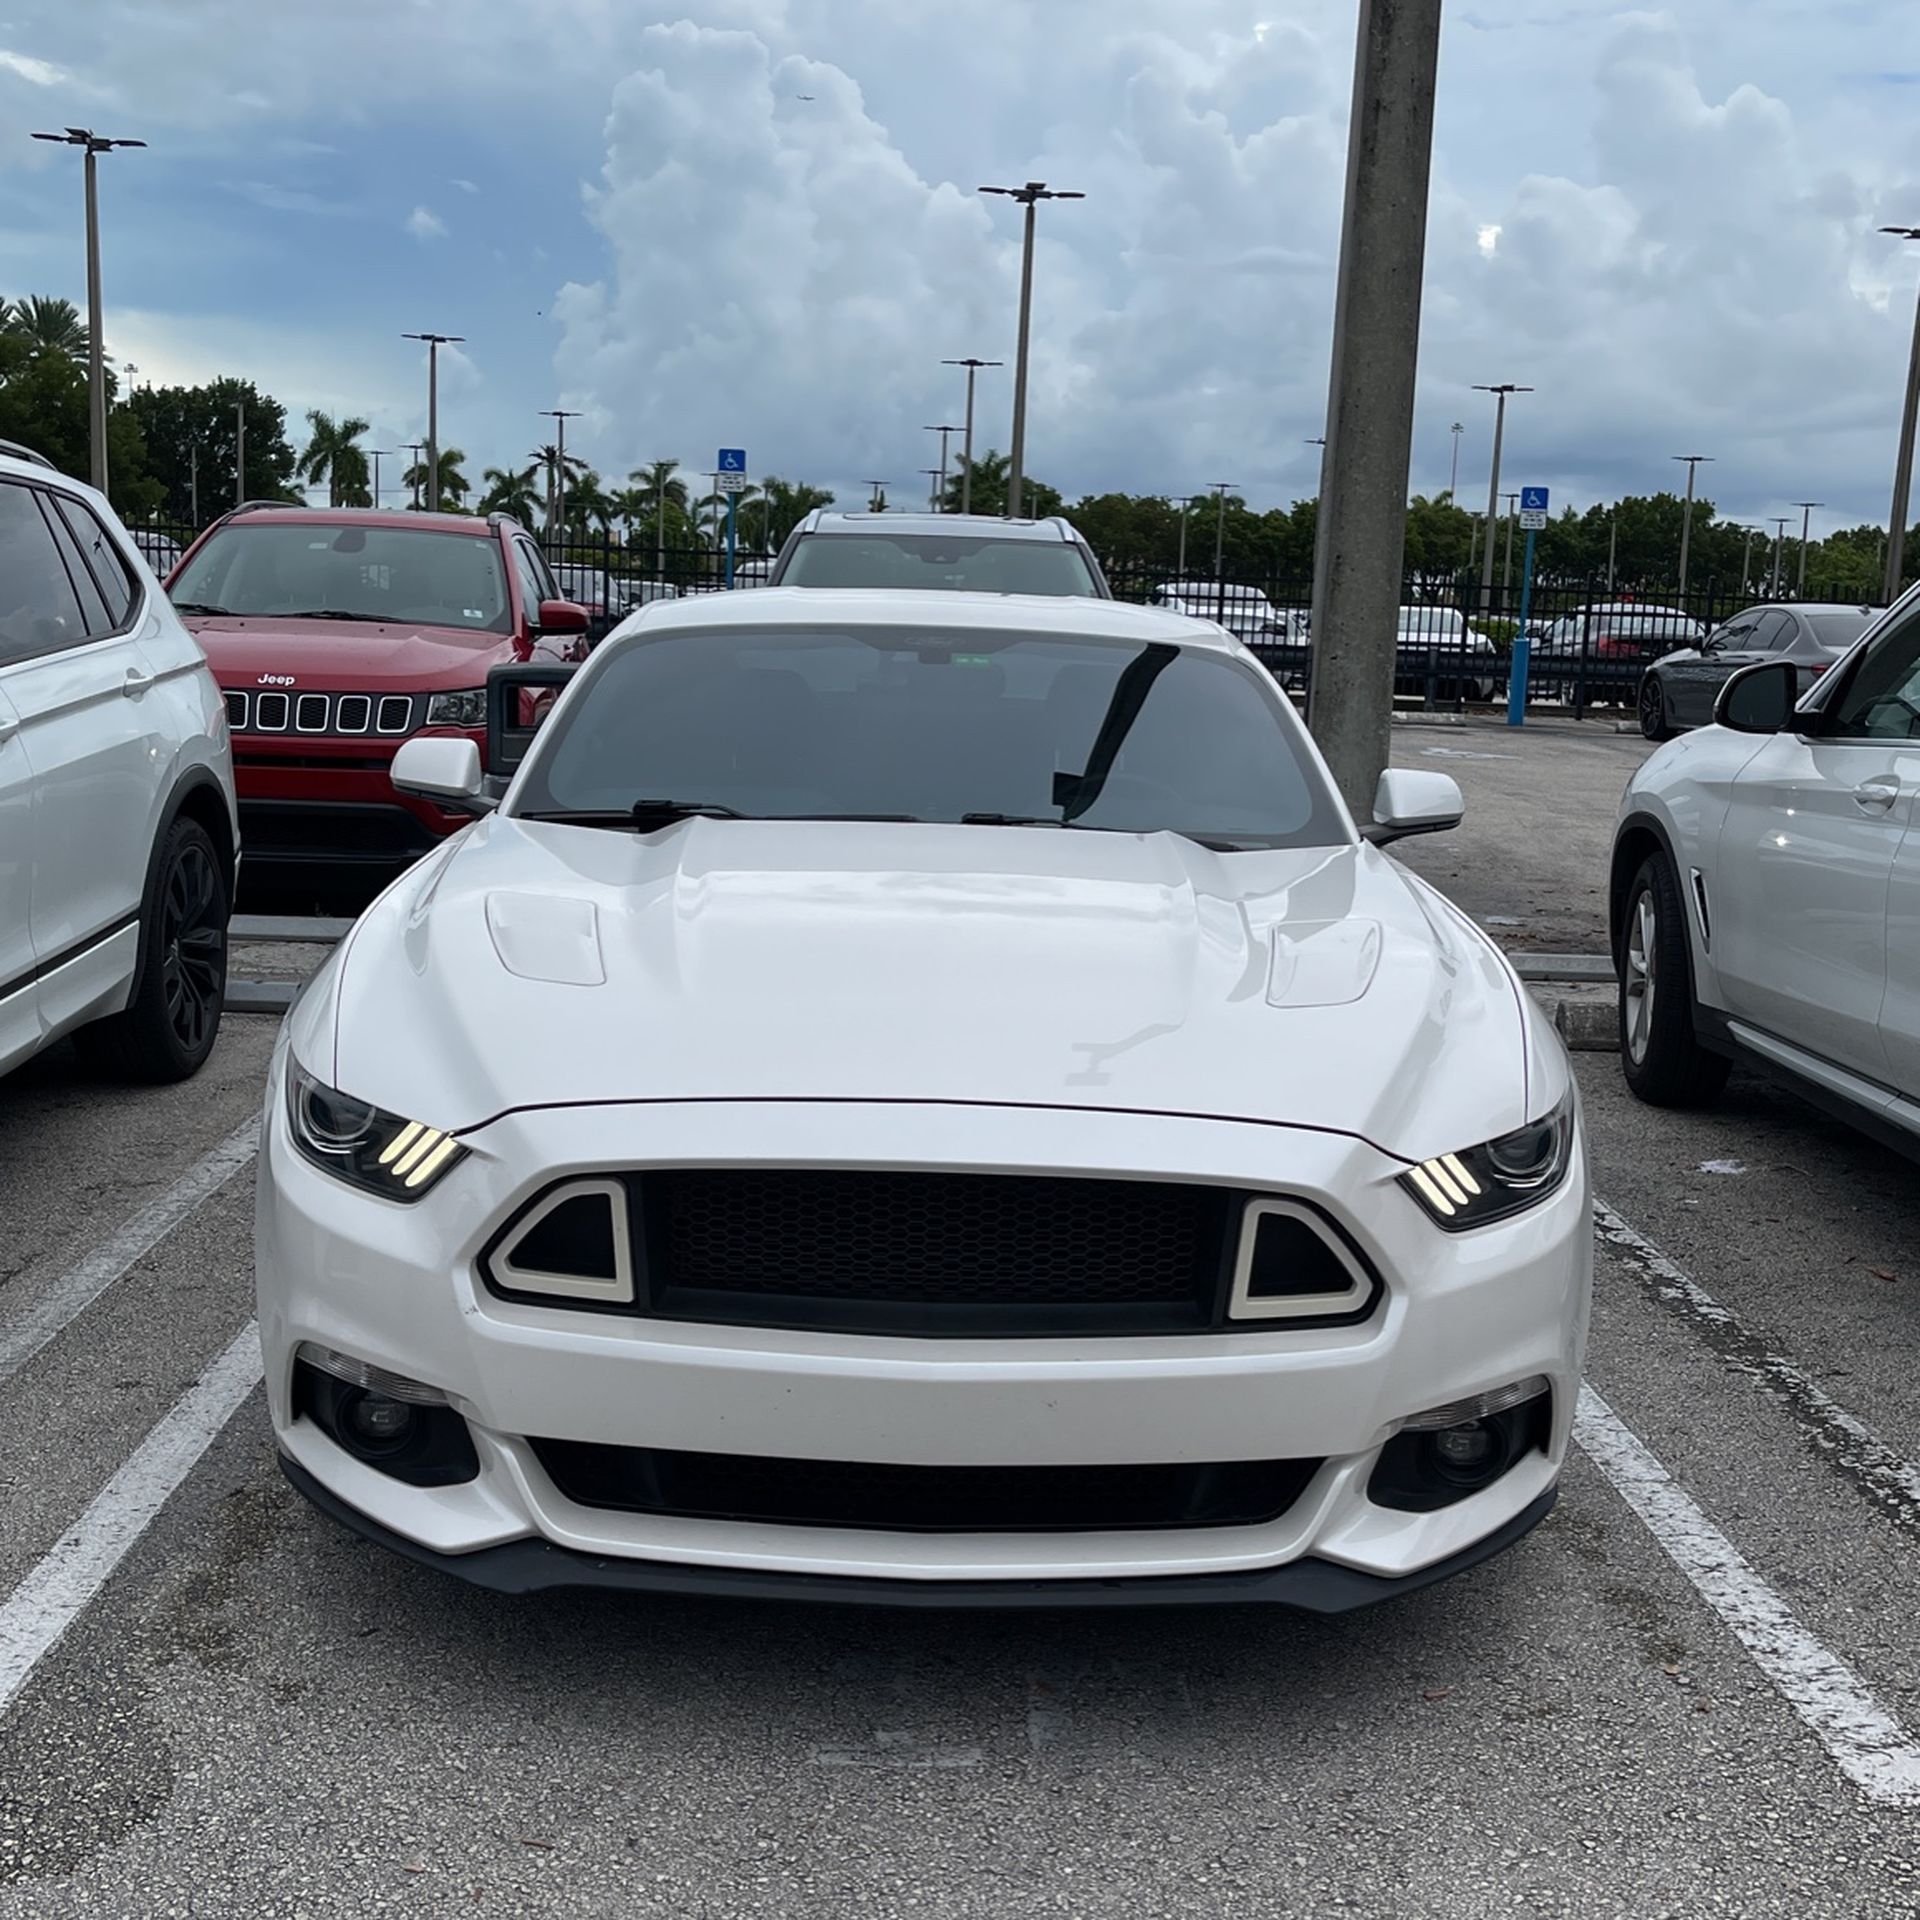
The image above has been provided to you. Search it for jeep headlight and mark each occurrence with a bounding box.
[425,687,487,728]
[287,1062,466,1199]
[1400,1091,1575,1230]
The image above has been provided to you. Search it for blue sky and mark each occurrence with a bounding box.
[2,1,1918,535]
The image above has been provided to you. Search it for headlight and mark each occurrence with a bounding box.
[286,1062,466,1200]
[1400,1091,1575,1230]
[425,687,487,728]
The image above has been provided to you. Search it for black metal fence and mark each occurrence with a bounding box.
[139,512,1873,717]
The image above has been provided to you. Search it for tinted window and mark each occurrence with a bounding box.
[1829,606,1920,740]
[53,496,136,629]
[1805,611,1875,652]
[169,522,512,633]
[782,534,1098,597]
[42,502,114,635]
[0,482,87,663]
[1748,611,1795,653]
[511,540,551,622]
[519,627,1343,848]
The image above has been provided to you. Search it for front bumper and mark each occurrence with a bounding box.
[256,1068,1591,1600]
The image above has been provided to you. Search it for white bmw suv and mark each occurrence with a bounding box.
[1613,580,1920,1145]
[0,444,237,1082]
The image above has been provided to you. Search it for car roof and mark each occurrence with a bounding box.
[1161,579,1271,596]
[1762,601,1878,617]
[213,505,496,537]
[799,511,1080,544]
[623,585,1242,652]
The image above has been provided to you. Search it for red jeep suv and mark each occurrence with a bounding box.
[167,505,586,874]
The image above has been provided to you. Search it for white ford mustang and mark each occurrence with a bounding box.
[1612,582,1920,1147]
[256,588,1590,1608]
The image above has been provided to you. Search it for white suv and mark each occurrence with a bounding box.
[0,445,237,1081]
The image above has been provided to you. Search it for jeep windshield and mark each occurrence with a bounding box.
[514,625,1346,849]
[778,534,1100,597]
[169,523,513,634]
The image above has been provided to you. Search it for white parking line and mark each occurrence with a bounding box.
[1576,1384,1920,1809]
[0,1119,258,1388]
[0,1321,262,1719]
[1595,1198,1920,1535]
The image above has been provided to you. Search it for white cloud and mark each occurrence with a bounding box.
[0,48,63,85]
[449,177,479,194]
[405,205,447,241]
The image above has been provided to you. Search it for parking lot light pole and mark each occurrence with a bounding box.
[32,128,146,495]
[1502,491,1519,592]
[1473,384,1531,610]
[978,183,1084,518]
[1879,228,1920,604]
[1672,454,1713,597]
[402,332,463,511]
[539,408,581,539]
[924,425,962,512]
[365,449,392,510]
[941,358,1001,515]
[921,467,944,510]
[1791,501,1823,596]
[1448,420,1464,499]
[1171,496,1196,576]
[1740,525,1760,595]
[1210,482,1237,582]
[865,480,890,511]
[1769,516,1790,597]
[235,398,246,507]
[404,442,426,510]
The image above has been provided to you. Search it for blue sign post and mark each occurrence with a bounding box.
[1506,486,1549,727]
[717,449,747,589]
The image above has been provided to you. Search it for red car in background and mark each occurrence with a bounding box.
[167,505,587,876]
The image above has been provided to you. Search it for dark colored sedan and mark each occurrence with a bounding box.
[1636,602,1880,738]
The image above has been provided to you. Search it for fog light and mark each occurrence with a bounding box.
[1432,1420,1495,1471]
[345,1392,416,1449]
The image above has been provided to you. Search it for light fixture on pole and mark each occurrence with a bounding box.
[404,442,426,511]
[1171,495,1196,576]
[1305,436,1328,502]
[1880,227,1920,604]
[865,479,890,511]
[1670,454,1713,597]
[978,182,1085,518]
[924,424,962,513]
[1210,481,1238,581]
[401,331,464,511]
[1472,384,1531,606]
[539,408,582,540]
[31,127,147,495]
[365,449,393,511]
[941,358,1002,515]
[1448,420,1464,500]
[1769,516,1791,597]
[921,467,944,512]
[1790,500,1823,597]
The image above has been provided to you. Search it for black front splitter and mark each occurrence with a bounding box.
[280,1453,1555,1613]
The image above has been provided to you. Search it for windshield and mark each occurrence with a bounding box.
[780,534,1099,597]
[1806,612,1875,651]
[169,522,512,633]
[516,626,1345,848]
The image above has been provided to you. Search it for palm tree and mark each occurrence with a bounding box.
[5,295,89,363]
[531,442,589,536]
[564,469,614,536]
[631,458,690,570]
[297,411,371,508]
[402,447,470,510]
[479,463,541,526]
[760,478,836,549]
[610,486,652,543]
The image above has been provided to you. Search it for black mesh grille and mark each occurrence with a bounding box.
[529,1439,1322,1533]
[637,1168,1230,1332]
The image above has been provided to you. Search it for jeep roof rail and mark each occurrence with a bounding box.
[0,438,57,471]
[229,498,303,515]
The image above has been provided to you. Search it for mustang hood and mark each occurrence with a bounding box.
[316,817,1537,1162]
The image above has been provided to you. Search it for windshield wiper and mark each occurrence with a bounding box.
[959,812,1074,828]
[960,812,1247,853]
[281,608,378,621]
[630,798,746,831]
[170,600,236,617]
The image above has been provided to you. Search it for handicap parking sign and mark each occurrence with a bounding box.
[1520,485,1549,512]
[717,448,747,474]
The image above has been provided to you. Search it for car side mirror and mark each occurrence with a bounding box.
[537,598,590,635]
[1365,768,1464,845]
[486,660,578,780]
[391,735,491,815]
[1715,659,1796,733]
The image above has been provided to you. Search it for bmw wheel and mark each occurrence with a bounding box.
[74,816,230,1083]
[1637,674,1674,741]
[1618,853,1728,1108]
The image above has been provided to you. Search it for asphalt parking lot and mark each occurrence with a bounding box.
[4,969,1920,1914]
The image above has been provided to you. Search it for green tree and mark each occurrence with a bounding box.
[126,378,299,523]
[296,410,371,508]
[0,332,160,517]
[939,450,1061,519]
[4,294,89,363]
[403,447,470,509]
[758,477,834,547]
[628,458,689,514]
[479,463,541,526]
[563,468,614,535]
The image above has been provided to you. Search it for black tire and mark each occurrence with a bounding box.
[73,816,230,1083]
[1637,674,1674,741]
[1617,852,1729,1108]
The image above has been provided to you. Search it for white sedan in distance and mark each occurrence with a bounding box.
[257,588,1590,1609]
[1612,584,1920,1145]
